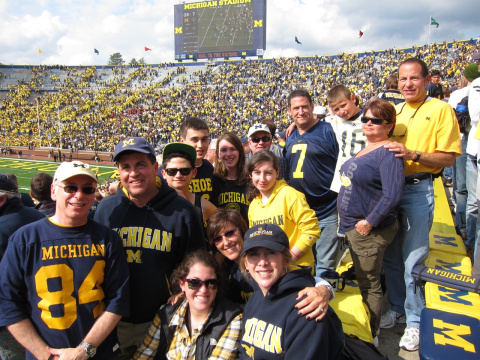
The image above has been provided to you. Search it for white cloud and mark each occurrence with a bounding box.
[0,0,479,65]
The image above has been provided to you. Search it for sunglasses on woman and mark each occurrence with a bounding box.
[360,116,390,125]
[183,278,219,290]
[164,168,192,176]
[56,184,97,194]
[251,136,272,143]
[210,228,238,244]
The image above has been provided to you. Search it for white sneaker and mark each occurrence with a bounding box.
[380,309,406,329]
[373,336,379,348]
[399,326,419,351]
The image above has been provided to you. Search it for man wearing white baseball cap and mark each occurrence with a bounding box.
[247,123,289,181]
[0,161,130,360]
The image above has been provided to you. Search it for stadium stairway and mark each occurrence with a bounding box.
[332,178,480,359]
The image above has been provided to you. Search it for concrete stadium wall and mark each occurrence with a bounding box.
[1,146,113,163]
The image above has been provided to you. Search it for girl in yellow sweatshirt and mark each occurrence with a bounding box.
[247,150,320,269]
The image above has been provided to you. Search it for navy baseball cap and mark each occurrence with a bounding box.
[241,224,289,256]
[0,173,18,193]
[114,137,155,162]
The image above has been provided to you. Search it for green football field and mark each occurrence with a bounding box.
[0,157,118,193]
[197,4,253,50]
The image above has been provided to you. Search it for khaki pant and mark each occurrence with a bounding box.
[116,320,151,360]
[346,220,398,336]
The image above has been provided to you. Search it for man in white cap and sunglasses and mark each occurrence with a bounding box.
[247,123,289,181]
[0,161,130,360]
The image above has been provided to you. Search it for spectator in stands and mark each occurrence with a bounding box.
[313,105,328,120]
[206,139,217,165]
[0,162,129,360]
[382,58,461,351]
[0,173,50,359]
[426,69,444,99]
[163,117,215,201]
[212,132,249,223]
[161,143,216,246]
[377,74,405,105]
[468,51,480,261]
[448,63,480,246]
[246,123,289,181]
[337,99,403,341]
[5,173,35,208]
[132,249,242,360]
[94,137,204,360]
[30,172,56,217]
[284,89,339,275]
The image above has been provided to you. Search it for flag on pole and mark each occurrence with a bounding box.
[430,17,439,28]
[94,48,99,55]
[295,36,302,45]
[38,49,43,54]
[145,47,152,51]
[359,30,364,38]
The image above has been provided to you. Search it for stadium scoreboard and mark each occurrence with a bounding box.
[174,0,266,61]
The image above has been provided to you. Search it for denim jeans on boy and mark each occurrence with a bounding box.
[383,177,434,328]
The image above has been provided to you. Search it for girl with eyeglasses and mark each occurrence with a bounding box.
[337,99,404,339]
[133,249,242,360]
[246,150,320,269]
[212,132,249,223]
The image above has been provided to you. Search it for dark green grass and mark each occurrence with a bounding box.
[0,157,118,194]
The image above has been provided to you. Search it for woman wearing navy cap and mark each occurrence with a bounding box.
[237,224,344,360]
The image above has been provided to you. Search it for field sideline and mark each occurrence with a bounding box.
[0,157,117,193]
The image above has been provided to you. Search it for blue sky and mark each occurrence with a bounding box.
[0,0,479,65]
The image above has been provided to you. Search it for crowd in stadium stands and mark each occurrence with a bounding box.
[0,39,478,152]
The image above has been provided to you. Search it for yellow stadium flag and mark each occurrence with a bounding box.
[38,49,43,54]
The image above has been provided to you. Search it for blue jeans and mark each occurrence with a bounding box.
[383,178,434,328]
[444,166,453,178]
[454,136,468,233]
[0,326,25,360]
[314,209,340,276]
[466,155,478,247]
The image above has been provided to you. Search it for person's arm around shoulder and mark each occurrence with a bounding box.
[209,312,243,360]
[384,142,456,168]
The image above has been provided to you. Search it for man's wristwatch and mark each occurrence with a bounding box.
[413,151,421,162]
[80,341,96,357]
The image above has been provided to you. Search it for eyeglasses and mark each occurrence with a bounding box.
[360,116,389,125]
[164,168,192,176]
[251,136,272,143]
[56,184,96,194]
[183,278,219,290]
[210,228,238,244]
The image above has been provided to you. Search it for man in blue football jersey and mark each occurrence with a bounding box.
[0,161,129,360]
[284,89,340,275]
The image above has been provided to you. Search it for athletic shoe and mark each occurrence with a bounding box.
[373,336,379,348]
[399,326,419,351]
[380,309,406,328]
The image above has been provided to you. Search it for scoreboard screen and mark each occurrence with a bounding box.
[174,0,266,60]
